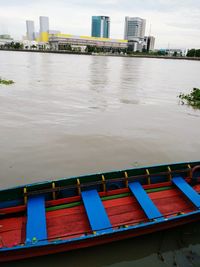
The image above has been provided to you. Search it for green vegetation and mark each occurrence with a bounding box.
[58,44,72,51]
[187,49,200,57]
[179,88,200,108]
[0,42,23,50]
[0,78,14,85]
[86,45,128,54]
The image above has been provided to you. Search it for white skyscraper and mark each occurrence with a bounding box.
[26,20,35,41]
[124,17,146,40]
[145,36,155,51]
[39,16,49,33]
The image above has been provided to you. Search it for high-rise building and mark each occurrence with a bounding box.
[144,36,155,51]
[39,16,49,33]
[26,20,35,41]
[124,17,146,41]
[91,16,110,38]
[39,16,49,42]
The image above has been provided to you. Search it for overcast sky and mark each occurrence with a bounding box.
[0,0,200,49]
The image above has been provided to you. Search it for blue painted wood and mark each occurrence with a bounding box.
[81,189,112,233]
[26,195,47,242]
[129,182,163,221]
[172,176,200,209]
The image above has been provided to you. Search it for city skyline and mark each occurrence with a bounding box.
[0,0,200,49]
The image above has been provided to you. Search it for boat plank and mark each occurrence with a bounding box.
[26,196,47,242]
[81,190,112,233]
[129,182,163,221]
[172,177,200,209]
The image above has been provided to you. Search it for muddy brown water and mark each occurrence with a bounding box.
[0,51,200,266]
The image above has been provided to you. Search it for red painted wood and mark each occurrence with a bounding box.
[1,183,200,261]
[46,205,91,240]
[0,180,175,215]
[1,211,200,263]
[0,216,26,248]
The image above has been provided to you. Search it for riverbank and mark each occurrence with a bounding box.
[0,48,92,56]
[0,48,200,61]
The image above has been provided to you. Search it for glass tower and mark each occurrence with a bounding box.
[39,16,49,42]
[26,20,35,41]
[124,17,146,40]
[39,16,49,33]
[91,16,110,38]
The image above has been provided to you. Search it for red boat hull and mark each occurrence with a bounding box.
[1,212,199,263]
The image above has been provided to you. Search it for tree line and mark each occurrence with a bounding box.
[0,42,23,49]
[186,49,200,57]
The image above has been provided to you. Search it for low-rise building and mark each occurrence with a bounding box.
[0,34,13,45]
[22,40,38,49]
[166,49,183,56]
[49,33,128,51]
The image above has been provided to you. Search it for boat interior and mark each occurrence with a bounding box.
[0,163,200,250]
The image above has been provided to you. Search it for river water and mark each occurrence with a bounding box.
[0,51,200,266]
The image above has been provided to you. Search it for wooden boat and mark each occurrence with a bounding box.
[1,161,200,262]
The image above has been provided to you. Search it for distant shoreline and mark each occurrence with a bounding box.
[0,48,200,61]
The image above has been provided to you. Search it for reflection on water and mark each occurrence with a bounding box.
[119,57,142,105]
[88,56,110,110]
[0,51,200,266]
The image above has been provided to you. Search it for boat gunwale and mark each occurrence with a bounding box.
[0,160,198,193]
